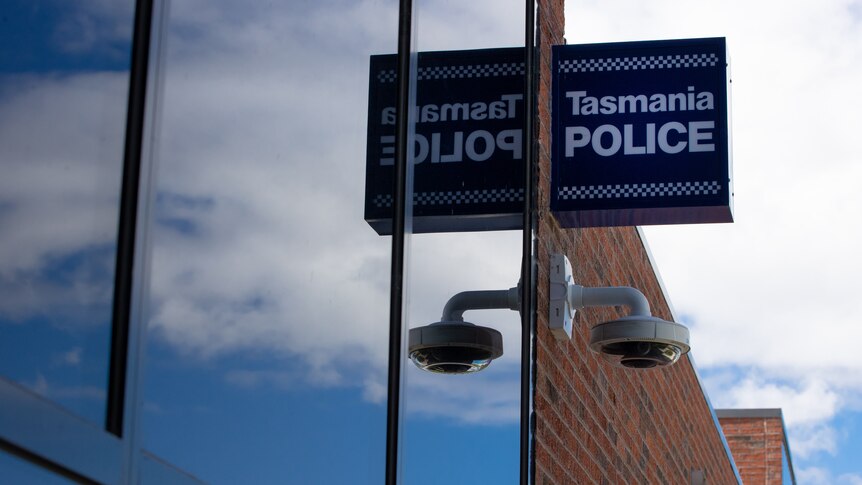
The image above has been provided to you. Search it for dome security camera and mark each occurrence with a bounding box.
[549,253,690,369]
[589,316,690,369]
[408,321,503,374]
[408,287,519,375]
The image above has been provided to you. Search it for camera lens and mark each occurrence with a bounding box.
[409,347,495,374]
[600,341,682,368]
[408,321,503,374]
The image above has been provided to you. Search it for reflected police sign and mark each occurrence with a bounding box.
[365,48,525,235]
[552,38,733,227]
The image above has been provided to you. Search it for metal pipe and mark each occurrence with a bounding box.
[568,285,651,317]
[441,287,520,322]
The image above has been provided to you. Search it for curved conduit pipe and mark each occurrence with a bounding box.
[441,287,521,322]
[567,285,651,317]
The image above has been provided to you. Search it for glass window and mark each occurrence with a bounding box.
[0,0,135,425]
[1,0,533,482]
[0,450,74,484]
[400,0,527,483]
[140,1,398,482]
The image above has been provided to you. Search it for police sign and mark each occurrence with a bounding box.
[365,48,525,235]
[551,38,733,227]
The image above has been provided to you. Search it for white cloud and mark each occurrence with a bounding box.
[791,424,838,459]
[60,347,83,366]
[706,370,843,458]
[30,374,49,396]
[24,373,105,402]
[797,467,862,485]
[0,73,126,275]
[51,0,134,56]
[797,466,832,485]
[839,473,862,485]
[0,72,127,327]
[362,375,388,404]
[715,375,839,427]
[403,356,522,425]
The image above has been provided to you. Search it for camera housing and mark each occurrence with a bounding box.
[589,316,690,369]
[408,321,503,374]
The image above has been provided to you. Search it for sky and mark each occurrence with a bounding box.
[1,0,861,483]
[0,0,134,426]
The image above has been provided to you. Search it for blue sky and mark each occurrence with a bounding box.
[2,0,862,484]
[0,0,134,426]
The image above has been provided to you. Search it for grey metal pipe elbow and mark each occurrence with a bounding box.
[442,287,520,322]
[569,285,651,317]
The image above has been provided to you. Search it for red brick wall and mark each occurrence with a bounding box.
[718,417,785,484]
[533,1,739,483]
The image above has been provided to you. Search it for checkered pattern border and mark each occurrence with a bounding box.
[377,62,524,83]
[557,181,720,200]
[373,188,524,208]
[558,53,718,73]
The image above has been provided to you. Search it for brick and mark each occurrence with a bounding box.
[718,417,786,483]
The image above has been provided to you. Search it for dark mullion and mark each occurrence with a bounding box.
[520,1,538,484]
[385,0,415,483]
[105,0,155,437]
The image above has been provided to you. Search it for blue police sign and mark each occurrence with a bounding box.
[365,48,525,235]
[551,38,733,227]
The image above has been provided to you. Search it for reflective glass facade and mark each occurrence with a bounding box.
[0,0,136,426]
[399,2,527,483]
[0,0,534,483]
[140,1,399,481]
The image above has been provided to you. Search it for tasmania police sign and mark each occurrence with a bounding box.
[551,38,733,227]
[365,48,525,235]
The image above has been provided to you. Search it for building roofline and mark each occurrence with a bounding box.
[635,227,743,485]
[714,408,783,419]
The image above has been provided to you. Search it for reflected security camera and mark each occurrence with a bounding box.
[408,321,503,374]
[549,253,690,369]
[408,287,518,375]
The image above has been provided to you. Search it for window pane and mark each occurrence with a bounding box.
[141,1,397,482]
[0,0,135,425]
[0,450,75,484]
[401,1,527,483]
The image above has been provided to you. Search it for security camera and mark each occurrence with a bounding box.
[408,321,504,374]
[408,287,519,375]
[589,316,690,369]
[549,253,690,369]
